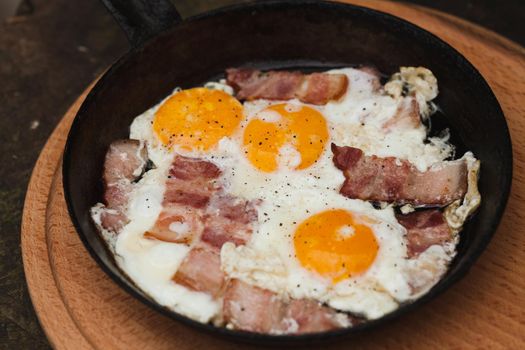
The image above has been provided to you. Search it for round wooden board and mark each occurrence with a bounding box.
[21,1,525,349]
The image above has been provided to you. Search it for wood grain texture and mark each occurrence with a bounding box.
[21,1,525,349]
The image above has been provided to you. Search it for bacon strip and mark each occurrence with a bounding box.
[169,155,221,180]
[396,210,452,258]
[146,155,222,243]
[163,155,221,208]
[144,205,203,243]
[223,279,351,334]
[172,245,226,297]
[201,195,258,248]
[382,96,421,131]
[226,68,348,105]
[103,139,148,184]
[284,299,351,334]
[100,140,147,232]
[332,144,468,206]
[223,279,285,333]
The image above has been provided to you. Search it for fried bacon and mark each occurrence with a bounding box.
[99,140,147,232]
[382,96,421,131]
[201,195,258,248]
[284,299,352,334]
[331,144,468,206]
[146,156,222,243]
[103,139,148,184]
[396,209,452,258]
[226,68,348,105]
[172,244,226,297]
[144,205,204,243]
[169,155,221,180]
[163,155,221,209]
[223,279,351,334]
[222,279,285,333]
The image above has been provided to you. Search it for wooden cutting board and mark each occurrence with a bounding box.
[21,1,525,348]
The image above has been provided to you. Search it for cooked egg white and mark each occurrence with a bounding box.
[96,67,465,324]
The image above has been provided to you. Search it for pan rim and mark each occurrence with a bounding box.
[62,0,513,344]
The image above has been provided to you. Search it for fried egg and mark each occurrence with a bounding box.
[100,67,463,324]
[153,88,243,151]
[243,103,329,172]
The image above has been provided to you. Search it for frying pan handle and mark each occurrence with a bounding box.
[100,0,182,47]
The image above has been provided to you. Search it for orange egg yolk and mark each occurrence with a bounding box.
[294,209,379,283]
[243,104,328,172]
[153,88,243,150]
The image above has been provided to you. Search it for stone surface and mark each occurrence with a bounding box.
[0,0,523,348]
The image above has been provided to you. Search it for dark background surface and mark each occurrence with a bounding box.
[0,0,522,348]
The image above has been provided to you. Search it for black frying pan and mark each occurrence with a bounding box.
[62,0,512,346]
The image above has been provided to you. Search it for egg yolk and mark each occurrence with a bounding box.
[153,88,243,150]
[294,209,379,283]
[243,104,328,172]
